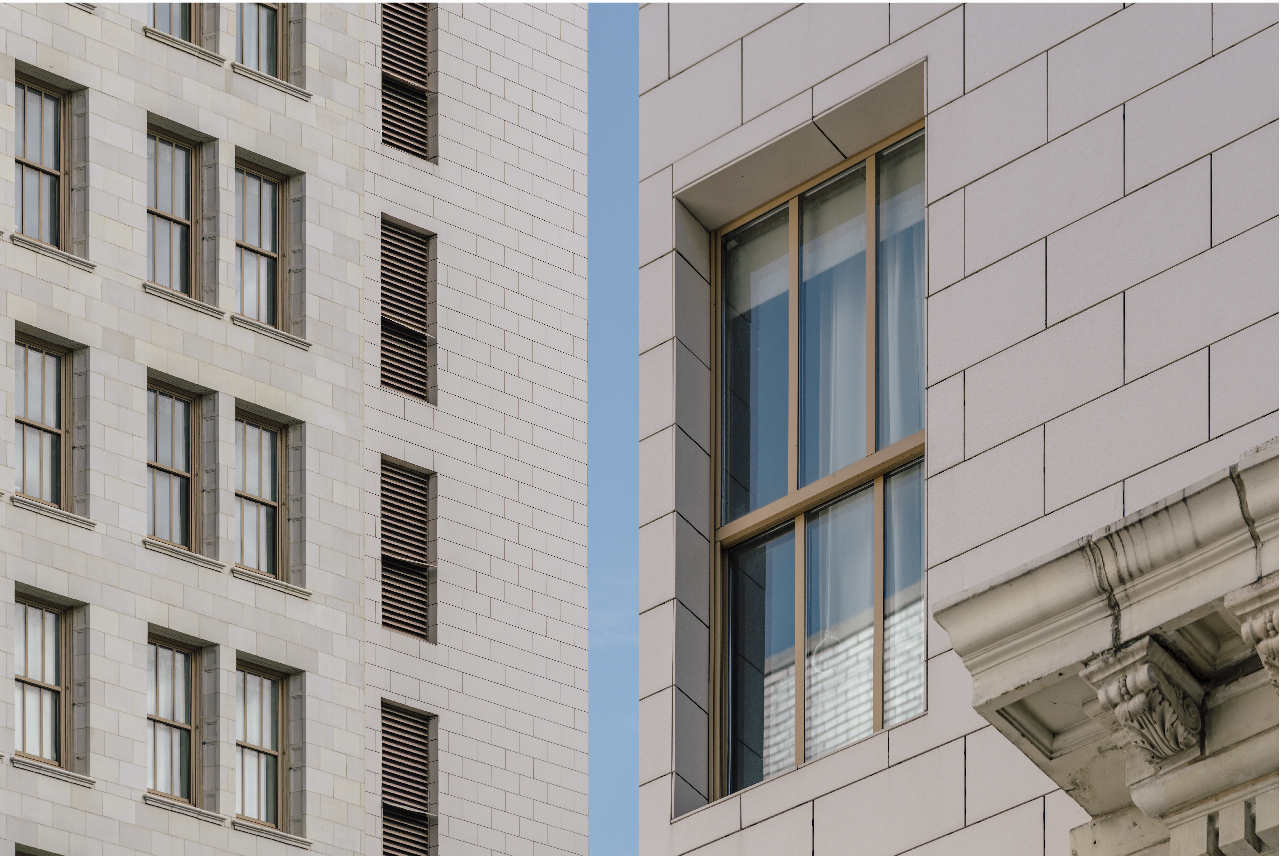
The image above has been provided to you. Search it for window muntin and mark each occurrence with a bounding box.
[14,339,66,507]
[235,415,281,576]
[14,600,64,765]
[236,3,282,78]
[148,3,193,41]
[148,386,194,548]
[14,80,62,247]
[147,132,194,295]
[235,666,281,826]
[147,639,195,800]
[235,165,281,326]
[716,126,926,797]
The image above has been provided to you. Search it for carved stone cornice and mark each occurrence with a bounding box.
[1225,573,1279,690]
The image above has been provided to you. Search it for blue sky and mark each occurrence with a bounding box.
[587,5,640,855]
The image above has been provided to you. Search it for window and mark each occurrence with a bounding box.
[381,703,434,856]
[147,3,197,42]
[236,3,284,78]
[14,79,65,248]
[715,127,925,796]
[235,164,282,327]
[147,638,196,800]
[14,598,67,766]
[380,461,433,640]
[148,384,196,548]
[14,337,69,508]
[235,414,282,577]
[381,3,431,159]
[380,221,433,400]
[147,131,196,295]
[236,665,282,826]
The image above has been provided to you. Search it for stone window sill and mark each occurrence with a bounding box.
[143,26,225,66]
[68,2,95,12]
[231,566,312,600]
[10,233,95,272]
[231,818,312,848]
[231,62,312,101]
[142,282,226,318]
[232,314,313,350]
[11,494,97,530]
[11,754,95,788]
[144,792,227,825]
[143,537,227,572]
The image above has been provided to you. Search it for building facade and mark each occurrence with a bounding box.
[0,4,586,856]
[638,4,1277,856]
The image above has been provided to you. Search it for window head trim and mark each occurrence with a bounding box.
[13,595,71,769]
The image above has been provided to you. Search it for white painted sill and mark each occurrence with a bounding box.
[10,233,95,272]
[231,566,312,600]
[143,537,227,572]
[11,494,97,530]
[230,62,312,101]
[230,818,312,848]
[144,792,227,824]
[231,314,313,350]
[142,282,226,319]
[143,26,225,66]
[11,754,95,787]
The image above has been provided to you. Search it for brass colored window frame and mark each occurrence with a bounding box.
[236,2,287,80]
[234,411,287,579]
[13,595,71,769]
[14,334,72,511]
[146,635,201,802]
[148,3,201,44]
[709,120,927,801]
[146,128,201,296]
[235,661,287,829]
[234,161,286,329]
[14,77,70,251]
[147,381,200,551]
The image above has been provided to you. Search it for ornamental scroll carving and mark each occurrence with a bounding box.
[1239,607,1278,689]
[1096,661,1202,764]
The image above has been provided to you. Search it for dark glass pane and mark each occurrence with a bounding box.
[884,461,925,728]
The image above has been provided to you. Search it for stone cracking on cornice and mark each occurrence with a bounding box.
[1086,538,1123,651]
[1229,463,1263,574]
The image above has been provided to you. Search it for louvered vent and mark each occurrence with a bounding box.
[381,460,433,641]
[381,3,430,159]
[382,558,432,638]
[380,221,431,399]
[382,703,432,856]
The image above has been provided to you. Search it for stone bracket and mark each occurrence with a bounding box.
[1225,574,1279,691]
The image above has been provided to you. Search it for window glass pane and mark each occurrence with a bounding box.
[177,4,191,41]
[243,248,260,319]
[805,484,874,760]
[147,214,156,283]
[15,85,25,160]
[25,89,40,169]
[884,461,925,728]
[244,498,259,569]
[235,169,245,242]
[175,221,189,295]
[12,424,21,495]
[13,684,21,755]
[23,425,38,498]
[158,644,174,720]
[15,605,26,680]
[41,430,57,504]
[176,726,190,798]
[264,676,277,750]
[158,392,173,468]
[800,164,867,487]
[147,135,157,209]
[155,2,170,33]
[22,165,38,241]
[158,139,173,215]
[147,720,155,789]
[262,178,277,252]
[243,4,259,70]
[262,752,278,822]
[236,669,246,742]
[236,419,245,491]
[175,143,190,220]
[43,688,58,760]
[147,389,158,464]
[43,609,58,685]
[262,503,276,575]
[246,673,262,746]
[721,208,789,524]
[148,642,157,716]
[25,604,41,680]
[44,352,59,429]
[15,344,26,420]
[156,470,171,542]
[175,473,189,547]
[262,5,278,77]
[263,426,277,500]
[246,172,261,248]
[175,650,190,724]
[175,396,190,472]
[22,684,37,754]
[157,720,171,792]
[876,133,926,449]
[246,423,260,495]
[260,253,276,325]
[43,93,59,171]
[40,171,58,246]
[728,525,795,793]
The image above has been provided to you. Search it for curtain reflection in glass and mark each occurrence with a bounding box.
[728,526,795,792]
[800,165,867,487]
[883,462,925,728]
[722,208,790,523]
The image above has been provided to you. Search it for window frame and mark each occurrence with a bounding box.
[236,2,287,80]
[234,660,287,828]
[146,127,201,297]
[14,76,70,251]
[709,120,927,799]
[146,380,200,551]
[13,595,71,769]
[233,160,287,329]
[13,334,72,510]
[147,3,201,44]
[234,410,287,578]
[146,635,201,802]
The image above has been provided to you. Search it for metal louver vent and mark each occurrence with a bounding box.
[380,461,430,565]
[382,558,431,639]
[381,3,430,159]
[380,221,431,399]
[382,79,430,160]
[382,703,432,856]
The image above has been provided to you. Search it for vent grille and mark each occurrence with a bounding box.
[380,462,430,565]
[382,78,430,160]
[382,703,432,856]
[381,3,428,87]
[382,558,432,640]
[380,221,431,400]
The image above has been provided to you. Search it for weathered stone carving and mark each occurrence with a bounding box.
[1096,660,1202,764]
[1225,574,1280,692]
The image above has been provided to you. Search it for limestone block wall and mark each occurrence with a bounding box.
[638,4,1278,855]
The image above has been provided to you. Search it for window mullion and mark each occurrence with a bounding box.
[865,153,878,459]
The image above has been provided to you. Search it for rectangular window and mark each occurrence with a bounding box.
[14,79,64,248]
[14,599,67,766]
[380,461,433,640]
[147,3,195,42]
[236,665,282,826]
[147,385,195,548]
[236,3,283,78]
[14,337,68,508]
[381,702,434,856]
[380,221,432,400]
[147,131,195,295]
[381,3,430,159]
[147,638,196,800]
[235,414,282,577]
[234,164,282,327]
[716,127,925,797]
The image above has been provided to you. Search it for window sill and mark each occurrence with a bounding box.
[143,537,227,572]
[231,566,312,600]
[143,26,225,66]
[231,314,313,350]
[10,233,95,272]
[231,62,312,101]
[68,2,95,12]
[231,818,312,848]
[142,282,227,319]
[11,494,98,530]
[11,754,95,788]
[144,792,227,824]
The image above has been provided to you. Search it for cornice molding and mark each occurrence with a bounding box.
[1224,572,1279,690]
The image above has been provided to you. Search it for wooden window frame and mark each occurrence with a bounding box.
[146,635,201,802]
[234,410,287,579]
[236,2,287,80]
[14,77,70,251]
[147,3,201,44]
[709,121,927,800]
[13,595,71,769]
[235,661,287,829]
[146,128,201,297]
[147,381,200,551]
[234,161,287,329]
[14,334,72,511]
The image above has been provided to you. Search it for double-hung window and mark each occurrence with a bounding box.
[147,385,195,548]
[236,3,284,79]
[235,164,282,327]
[235,414,282,577]
[14,337,68,508]
[147,4,197,42]
[147,638,196,800]
[715,127,926,796]
[380,3,431,159]
[147,131,195,295]
[236,665,282,826]
[14,598,67,765]
[14,79,65,248]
